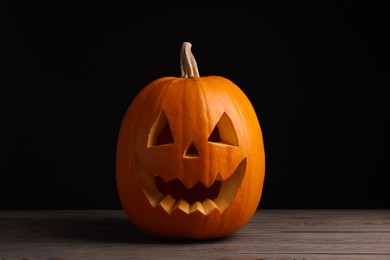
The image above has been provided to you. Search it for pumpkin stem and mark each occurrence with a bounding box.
[180,42,200,78]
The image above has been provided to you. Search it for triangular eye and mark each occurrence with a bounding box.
[147,112,174,147]
[208,112,239,146]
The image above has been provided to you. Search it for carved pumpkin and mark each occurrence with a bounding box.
[116,42,265,240]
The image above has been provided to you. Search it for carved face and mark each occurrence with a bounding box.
[116,76,265,240]
[136,110,247,215]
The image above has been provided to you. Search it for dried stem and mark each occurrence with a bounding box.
[180,42,200,78]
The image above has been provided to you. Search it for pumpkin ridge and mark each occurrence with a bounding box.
[196,78,216,186]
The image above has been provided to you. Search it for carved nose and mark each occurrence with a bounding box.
[184,142,200,158]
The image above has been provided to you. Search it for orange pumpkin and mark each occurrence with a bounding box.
[116,42,265,240]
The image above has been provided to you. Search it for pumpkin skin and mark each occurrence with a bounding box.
[116,43,265,240]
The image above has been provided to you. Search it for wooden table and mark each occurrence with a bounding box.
[1,209,390,259]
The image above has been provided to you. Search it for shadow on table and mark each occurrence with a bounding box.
[4,211,236,244]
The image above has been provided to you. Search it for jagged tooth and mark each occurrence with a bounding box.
[203,199,220,214]
[199,179,212,189]
[181,178,198,189]
[159,175,176,183]
[135,155,164,207]
[159,194,176,214]
[190,201,206,215]
[214,158,246,212]
[173,199,190,214]
[146,193,164,208]
[199,172,223,188]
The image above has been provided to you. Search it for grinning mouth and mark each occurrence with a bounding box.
[135,155,246,215]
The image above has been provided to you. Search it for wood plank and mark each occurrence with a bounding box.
[1,210,390,259]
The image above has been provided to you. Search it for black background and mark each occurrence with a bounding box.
[1,1,389,210]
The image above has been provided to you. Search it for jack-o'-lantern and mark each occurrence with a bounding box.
[116,42,265,240]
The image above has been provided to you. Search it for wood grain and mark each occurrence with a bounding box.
[1,210,390,259]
